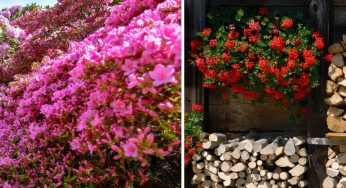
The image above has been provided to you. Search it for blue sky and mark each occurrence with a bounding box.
[0,0,57,9]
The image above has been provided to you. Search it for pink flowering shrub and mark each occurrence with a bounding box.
[0,0,181,187]
[0,0,116,83]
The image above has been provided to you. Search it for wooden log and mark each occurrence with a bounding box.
[203,140,220,150]
[297,148,307,157]
[331,162,340,170]
[298,157,308,166]
[201,180,211,188]
[238,171,246,178]
[210,182,223,188]
[325,93,344,106]
[326,167,339,177]
[288,177,299,185]
[248,161,257,169]
[258,181,271,188]
[220,161,232,172]
[327,107,345,117]
[260,137,281,155]
[323,177,337,188]
[245,183,256,188]
[339,165,346,176]
[273,168,282,180]
[218,171,232,181]
[206,162,218,174]
[206,154,216,161]
[193,164,203,174]
[284,138,297,156]
[332,53,345,67]
[328,43,344,54]
[192,154,203,162]
[337,152,346,164]
[256,160,263,166]
[327,115,346,133]
[339,177,346,187]
[279,172,289,180]
[293,137,305,146]
[275,146,284,157]
[192,173,206,184]
[223,179,233,187]
[253,139,269,153]
[326,80,338,96]
[238,139,254,153]
[231,148,241,160]
[196,162,205,170]
[329,64,344,81]
[209,133,227,143]
[326,158,337,167]
[241,150,250,162]
[260,154,268,161]
[215,141,239,156]
[221,151,232,161]
[235,178,246,186]
[231,162,246,172]
[210,173,221,183]
[328,147,337,159]
[275,156,295,168]
[289,164,307,177]
[230,172,238,180]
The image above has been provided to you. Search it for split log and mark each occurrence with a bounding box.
[332,53,345,68]
[275,146,284,157]
[289,154,299,163]
[289,164,307,177]
[325,92,344,106]
[260,137,281,155]
[298,158,308,166]
[327,107,345,117]
[339,177,346,187]
[241,150,250,162]
[337,152,346,164]
[210,173,221,182]
[231,162,246,172]
[288,177,299,185]
[218,171,232,181]
[326,167,339,177]
[328,64,343,81]
[329,43,344,54]
[192,173,206,184]
[329,147,337,159]
[327,116,346,133]
[326,80,338,96]
[331,162,340,170]
[231,148,241,160]
[221,151,232,161]
[323,177,337,188]
[200,180,211,188]
[203,140,219,150]
[279,172,289,180]
[253,139,269,153]
[209,133,227,143]
[275,156,295,168]
[220,161,232,172]
[297,180,308,188]
[238,139,253,153]
[339,166,346,176]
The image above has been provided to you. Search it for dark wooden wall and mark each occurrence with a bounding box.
[184,0,344,187]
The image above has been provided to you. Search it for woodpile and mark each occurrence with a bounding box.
[323,146,346,188]
[191,133,308,187]
[325,36,346,133]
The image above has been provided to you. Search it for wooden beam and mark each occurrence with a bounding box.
[208,0,310,7]
[326,133,346,141]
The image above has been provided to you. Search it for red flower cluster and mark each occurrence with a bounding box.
[282,18,294,29]
[191,8,324,107]
[192,104,203,112]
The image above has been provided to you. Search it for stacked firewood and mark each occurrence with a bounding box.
[323,146,346,188]
[325,36,346,133]
[191,133,308,188]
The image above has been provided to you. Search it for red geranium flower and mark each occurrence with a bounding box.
[294,38,300,46]
[209,39,217,47]
[248,20,260,31]
[222,53,231,62]
[281,18,293,29]
[228,31,239,39]
[202,28,212,37]
[314,37,324,50]
[192,104,203,112]
[288,48,299,60]
[269,36,285,52]
[225,40,235,49]
[245,61,254,70]
[324,53,333,62]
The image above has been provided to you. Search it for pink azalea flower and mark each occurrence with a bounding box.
[70,138,80,151]
[123,141,138,158]
[149,64,176,86]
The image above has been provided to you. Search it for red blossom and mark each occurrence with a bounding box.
[248,52,256,60]
[294,38,300,46]
[245,61,254,70]
[288,48,299,60]
[202,28,212,37]
[281,18,293,29]
[248,20,260,31]
[243,28,252,36]
[314,37,324,50]
[209,39,217,47]
[269,36,285,52]
[228,31,240,39]
[222,53,231,62]
[324,53,333,62]
[312,32,321,39]
[225,40,235,49]
[190,39,200,52]
[192,104,203,112]
[249,36,259,43]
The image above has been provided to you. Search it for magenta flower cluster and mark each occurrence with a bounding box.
[0,0,181,187]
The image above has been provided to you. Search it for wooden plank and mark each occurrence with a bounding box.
[326,133,346,141]
[307,137,346,145]
[334,7,346,26]
[308,0,331,187]
[208,0,310,7]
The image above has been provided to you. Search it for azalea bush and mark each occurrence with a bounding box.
[0,0,181,187]
[184,104,203,166]
[190,8,324,107]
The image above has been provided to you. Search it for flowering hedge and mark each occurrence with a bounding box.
[184,104,203,166]
[0,0,181,187]
[190,8,324,106]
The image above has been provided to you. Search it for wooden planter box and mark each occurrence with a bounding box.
[184,0,346,187]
